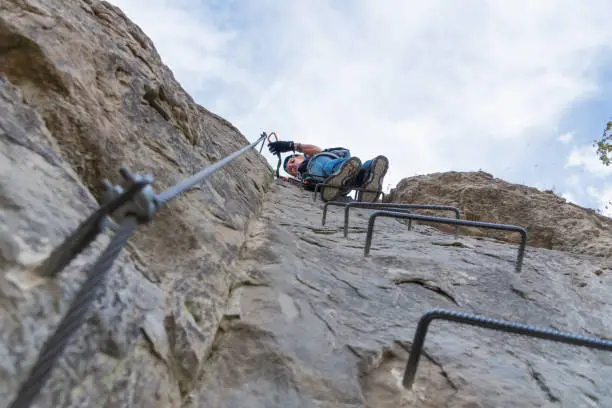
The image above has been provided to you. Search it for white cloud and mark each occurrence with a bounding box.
[108,0,612,195]
[565,144,612,177]
[585,185,612,216]
[562,192,579,204]
[559,132,574,144]
[566,174,582,188]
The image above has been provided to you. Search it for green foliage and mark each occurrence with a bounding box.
[594,121,612,166]
[593,123,612,216]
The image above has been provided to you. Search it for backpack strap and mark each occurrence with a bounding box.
[322,147,351,158]
[299,147,351,190]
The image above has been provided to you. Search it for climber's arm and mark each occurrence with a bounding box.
[295,143,323,156]
[268,140,323,156]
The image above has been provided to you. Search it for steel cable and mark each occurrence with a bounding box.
[8,218,139,408]
[7,132,612,405]
[8,134,267,408]
[35,180,150,278]
[155,134,266,204]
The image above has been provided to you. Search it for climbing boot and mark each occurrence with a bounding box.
[321,157,362,202]
[357,155,389,202]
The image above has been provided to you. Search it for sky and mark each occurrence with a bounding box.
[108,0,612,216]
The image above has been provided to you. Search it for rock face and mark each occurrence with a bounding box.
[187,182,612,408]
[1,0,271,406]
[387,171,612,258]
[2,1,612,408]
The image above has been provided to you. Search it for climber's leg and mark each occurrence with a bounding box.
[355,155,389,202]
[321,157,362,202]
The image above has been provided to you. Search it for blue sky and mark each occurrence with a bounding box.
[109,0,612,216]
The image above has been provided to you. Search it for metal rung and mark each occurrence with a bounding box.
[326,202,461,238]
[364,210,528,273]
[402,308,612,389]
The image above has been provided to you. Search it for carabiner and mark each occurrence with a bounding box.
[268,132,279,143]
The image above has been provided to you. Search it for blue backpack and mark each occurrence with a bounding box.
[299,147,351,190]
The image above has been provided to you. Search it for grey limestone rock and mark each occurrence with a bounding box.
[2,1,611,407]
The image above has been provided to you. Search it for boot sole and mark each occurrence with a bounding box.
[358,156,389,202]
[322,157,362,202]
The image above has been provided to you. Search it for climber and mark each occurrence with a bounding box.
[268,139,389,202]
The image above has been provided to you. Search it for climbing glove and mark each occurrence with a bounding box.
[268,141,295,155]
